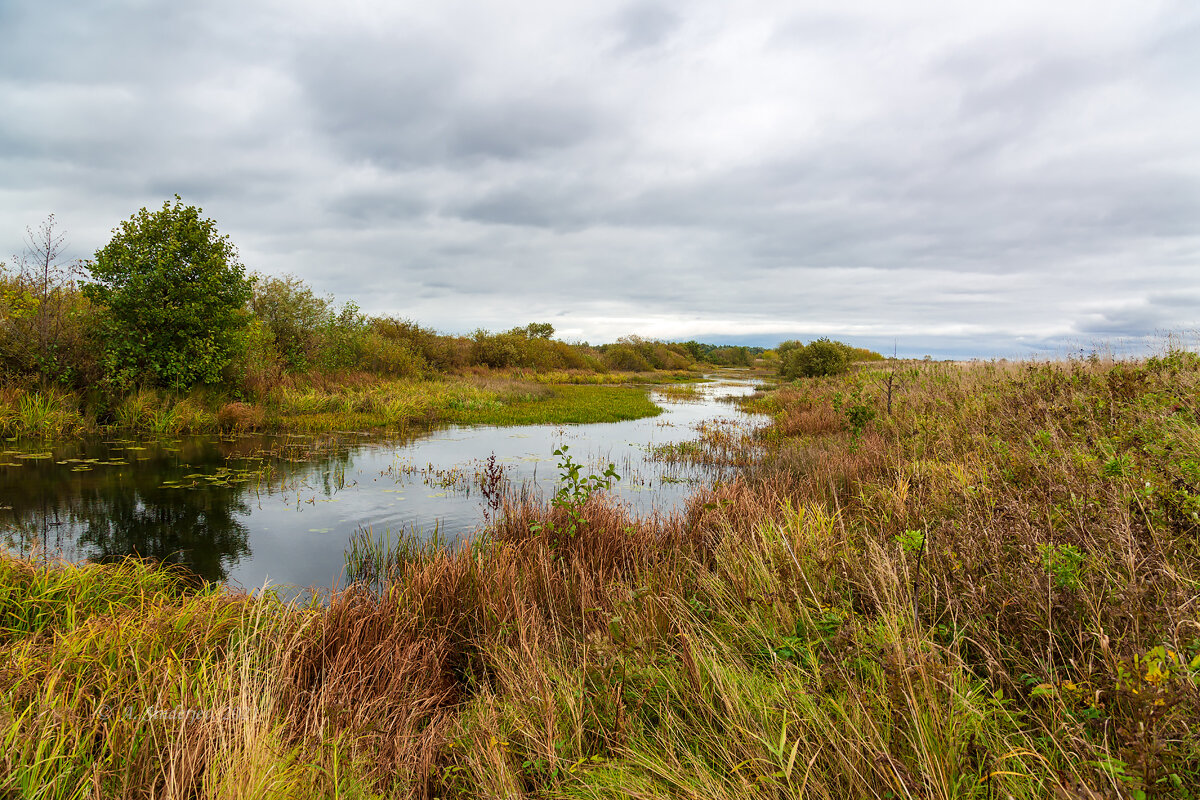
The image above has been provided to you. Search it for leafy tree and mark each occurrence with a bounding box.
[779,338,858,379]
[791,337,851,378]
[85,197,254,389]
[777,340,805,379]
[523,322,555,340]
[315,301,368,371]
[0,215,98,385]
[249,273,331,371]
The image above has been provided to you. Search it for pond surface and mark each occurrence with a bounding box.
[0,377,764,591]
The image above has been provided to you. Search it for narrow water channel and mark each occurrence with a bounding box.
[0,376,765,591]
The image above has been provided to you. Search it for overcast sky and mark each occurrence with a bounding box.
[1,0,1197,357]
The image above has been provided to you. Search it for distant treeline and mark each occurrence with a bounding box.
[0,262,729,393]
[0,206,879,400]
[677,342,765,367]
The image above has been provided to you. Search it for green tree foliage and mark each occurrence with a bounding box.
[523,322,554,340]
[469,324,587,370]
[601,336,693,371]
[677,340,763,366]
[779,338,857,380]
[85,198,254,389]
[369,317,463,371]
[776,340,804,380]
[0,216,99,385]
[314,301,368,371]
[249,273,331,371]
[843,344,884,362]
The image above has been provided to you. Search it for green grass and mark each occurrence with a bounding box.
[521,369,705,386]
[0,375,668,438]
[442,384,662,426]
[0,389,89,438]
[267,380,662,430]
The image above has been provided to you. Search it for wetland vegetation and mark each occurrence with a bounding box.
[0,379,764,588]
[4,352,1200,798]
[0,207,755,439]
[5,204,1198,798]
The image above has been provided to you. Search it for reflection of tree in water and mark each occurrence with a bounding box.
[0,438,253,584]
[74,485,251,585]
[0,431,399,584]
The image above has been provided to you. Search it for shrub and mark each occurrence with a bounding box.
[249,273,331,371]
[361,332,426,378]
[602,343,652,372]
[237,318,283,397]
[468,324,580,371]
[781,338,852,379]
[370,317,465,371]
[600,336,694,371]
[314,301,368,371]
[471,328,523,369]
[0,217,101,387]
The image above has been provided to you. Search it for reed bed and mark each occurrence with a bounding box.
[4,353,1200,798]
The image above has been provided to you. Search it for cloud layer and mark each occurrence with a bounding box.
[2,0,1197,357]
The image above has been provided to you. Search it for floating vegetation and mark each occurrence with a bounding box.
[653,383,705,402]
[648,415,763,471]
[160,464,272,490]
[383,456,504,495]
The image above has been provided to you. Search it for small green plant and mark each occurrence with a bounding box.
[894,528,925,557]
[1038,542,1086,590]
[844,403,874,435]
[546,445,619,539]
[1102,454,1130,477]
[832,387,875,446]
[895,528,928,629]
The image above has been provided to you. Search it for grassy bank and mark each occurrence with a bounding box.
[4,354,1200,798]
[0,373,672,438]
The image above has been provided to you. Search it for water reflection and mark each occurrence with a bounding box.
[1,438,257,582]
[0,378,764,589]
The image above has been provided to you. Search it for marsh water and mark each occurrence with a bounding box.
[0,377,764,591]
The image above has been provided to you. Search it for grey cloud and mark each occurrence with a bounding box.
[294,34,461,167]
[296,33,601,165]
[769,12,862,49]
[1145,11,1200,77]
[449,99,600,160]
[1,1,1198,359]
[441,126,1198,286]
[325,189,430,226]
[453,177,599,230]
[457,188,572,229]
[1147,292,1200,310]
[936,42,1117,129]
[613,1,681,52]
[1074,293,1200,338]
